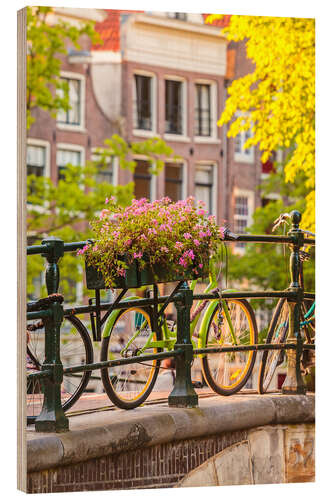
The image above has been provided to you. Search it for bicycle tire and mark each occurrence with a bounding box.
[258,298,288,394]
[201,299,258,396]
[101,306,161,410]
[27,315,93,424]
[258,298,315,394]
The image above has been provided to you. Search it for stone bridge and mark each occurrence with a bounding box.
[26,392,315,493]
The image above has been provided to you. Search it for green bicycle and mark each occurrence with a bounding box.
[100,258,258,409]
[257,213,315,394]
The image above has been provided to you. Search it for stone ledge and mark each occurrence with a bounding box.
[27,393,314,473]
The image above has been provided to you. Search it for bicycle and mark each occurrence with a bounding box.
[26,233,258,416]
[257,213,315,394]
[26,295,93,423]
[100,247,258,410]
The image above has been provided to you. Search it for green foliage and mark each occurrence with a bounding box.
[226,167,315,308]
[27,6,101,128]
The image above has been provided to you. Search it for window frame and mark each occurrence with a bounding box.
[194,162,217,216]
[27,138,51,178]
[133,156,157,201]
[56,71,85,132]
[91,149,119,187]
[233,113,254,163]
[233,188,255,253]
[164,75,188,141]
[133,70,157,137]
[56,143,85,182]
[164,160,186,201]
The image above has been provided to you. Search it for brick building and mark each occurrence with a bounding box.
[27,8,266,247]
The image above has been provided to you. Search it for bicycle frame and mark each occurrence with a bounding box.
[101,260,239,357]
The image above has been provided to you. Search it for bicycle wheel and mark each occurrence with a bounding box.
[27,315,93,423]
[101,306,160,409]
[201,299,258,395]
[258,298,315,394]
[258,298,289,394]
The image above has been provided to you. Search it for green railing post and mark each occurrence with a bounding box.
[35,237,69,432]
[282,211,306,395]
[168,281,198,408]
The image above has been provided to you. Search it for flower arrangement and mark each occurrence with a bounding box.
[80,196,225,288]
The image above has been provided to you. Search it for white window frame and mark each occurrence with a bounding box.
[164,159,187,201]
[164,75,189,142]
[91,148,119,186]
[233,112,254,163]
[133,155,157,201]
[132,70,157,138]
[57,71,86,132]
[194,161,217,216]
[56,143,85,180]
[27,138,51,178]
[233,188,255,254]
[194,79,219,143]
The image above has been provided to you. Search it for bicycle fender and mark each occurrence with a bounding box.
[197,289,239,354]
[102,296,142,338]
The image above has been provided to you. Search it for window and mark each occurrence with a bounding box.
[134,161,152,200]
[92,153,114,185]
[134,75,153,131]
[165,80,183,135]
[27,145,46,177]
[167,12,187,21]
[194,165,214,214]
[234,129,254,162]
[57,75,84,128]
[195,84,211,137]
[165,164,183,201]
[234,195,253,249]
[57,148,82,181]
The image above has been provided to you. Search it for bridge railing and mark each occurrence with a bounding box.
[26,210,315,433]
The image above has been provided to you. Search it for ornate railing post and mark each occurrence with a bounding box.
[168,281,198,407]
[35,237,69,432]
[282,211,306,395]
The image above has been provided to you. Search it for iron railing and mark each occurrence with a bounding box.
[26,210,315,432]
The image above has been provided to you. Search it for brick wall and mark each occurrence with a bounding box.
[27,429,247,493]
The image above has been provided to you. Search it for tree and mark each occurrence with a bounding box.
[27,6,100,129]
[206,15,315,231]
[27,135,174,299]
[225,164,315,308]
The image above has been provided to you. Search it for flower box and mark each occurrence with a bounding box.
[85,255,209,289]
[80,197,224,290]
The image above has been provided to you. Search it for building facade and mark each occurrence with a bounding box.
[27,9,265,240]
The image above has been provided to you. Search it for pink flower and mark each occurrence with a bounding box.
[161,246,169,253]
[117,268,126,277]
[175,241,183,250]
[99,209,110,219]
[133,251,143,259]
[184,233,192,240]
[77,244,89,256]
[219,227,225,239]
[125,239,132,247]
[184,249,195,260]
[199,263,203,269]
[179,257,187,268]
[197,209,206,216]
[193,239,200,247]
[199,231,206,238]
